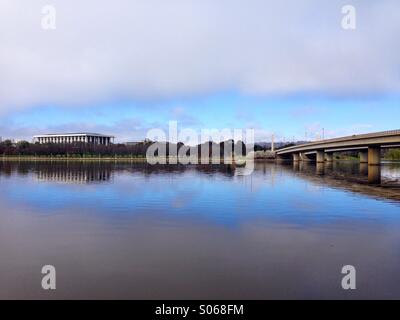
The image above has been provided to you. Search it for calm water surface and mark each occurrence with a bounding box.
[1,161,400,299]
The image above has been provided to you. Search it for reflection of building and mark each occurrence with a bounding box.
[33,133,114,145]
[35,165,112,184]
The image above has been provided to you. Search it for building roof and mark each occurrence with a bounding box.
[33,133,114,138]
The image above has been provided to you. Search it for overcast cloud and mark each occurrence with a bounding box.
[0,0,399,114]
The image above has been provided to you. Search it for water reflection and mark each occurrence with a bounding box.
[36,163,113,183]
[281,161,400,203]
[368,165,381,185]
[360,163,368,176]
[1,160,400,299]
[0,161,239,183]
[1,160,399,191]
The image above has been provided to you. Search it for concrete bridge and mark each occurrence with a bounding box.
[276,130,400,165]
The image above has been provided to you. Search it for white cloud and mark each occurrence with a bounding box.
[0,0,399,113]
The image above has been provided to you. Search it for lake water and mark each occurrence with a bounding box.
[1,160,400,299]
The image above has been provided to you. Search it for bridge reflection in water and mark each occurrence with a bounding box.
[291,160,386,185]
[300,161,383,184]
[286,161,400,203]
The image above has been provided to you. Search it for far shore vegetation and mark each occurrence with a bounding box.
[0,139,247,160]
[1,140,399,161]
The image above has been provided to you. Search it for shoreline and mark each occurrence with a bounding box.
[0,157,148,162]
[1,156,399,163]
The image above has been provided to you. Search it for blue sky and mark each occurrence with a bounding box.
[1,0,400,142]
[2,93,400,143]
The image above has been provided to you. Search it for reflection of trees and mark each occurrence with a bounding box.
[117,163,236,177]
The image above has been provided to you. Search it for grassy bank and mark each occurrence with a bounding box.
[1,155,148,161]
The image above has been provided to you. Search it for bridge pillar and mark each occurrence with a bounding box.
[292,153,300,162]
[316,150,325,163]
[368,146,381,166]
[359,150,368,163]
[325,152,334,162]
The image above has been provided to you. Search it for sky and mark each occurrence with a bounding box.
[1,0,400,143]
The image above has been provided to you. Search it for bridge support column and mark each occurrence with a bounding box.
[316,150,325,163]
[292,153,300,162]
[368,146,381,166]
[359,150,368,164]
[325,152,334,162]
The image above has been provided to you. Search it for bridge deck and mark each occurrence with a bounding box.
[277,130,400,155]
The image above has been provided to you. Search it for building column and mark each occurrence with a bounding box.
[359,150,368,163]
[292,153,300,162]
[368,146,381,166]
[325,152,334,162]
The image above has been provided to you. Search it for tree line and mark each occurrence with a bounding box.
[0,139,247,157]
[0,140,151,157]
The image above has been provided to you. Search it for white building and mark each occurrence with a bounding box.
[33,133,115,145]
